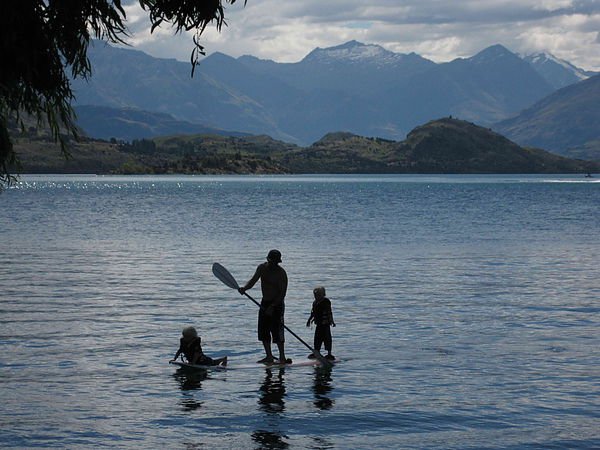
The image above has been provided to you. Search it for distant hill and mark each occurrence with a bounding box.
[13,118,598,175]
[11,135,129,174]
[72,40,566,145]
[11,132,291,175]
[280,118,598,174]
[494,74,600,161]
[395,118,595,173]
[74,105,250,141]
[13,117,598,175]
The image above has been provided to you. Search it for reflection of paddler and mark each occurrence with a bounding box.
[172,369,208,392]
[172,368,208,411]
[258,368,286,414]
[251,430,289,449]
[239,249,289,364]
[313,368,334,410]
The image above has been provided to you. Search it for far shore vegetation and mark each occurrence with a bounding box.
[9,118,600,176]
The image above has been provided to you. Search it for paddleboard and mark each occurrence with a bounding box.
[169,360,227,371]
[169,358,338,371]
[235,359,321,369]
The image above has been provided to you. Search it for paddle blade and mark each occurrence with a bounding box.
[212,263,240,290]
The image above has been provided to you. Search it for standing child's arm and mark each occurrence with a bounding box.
[327,300,335,327]
[306,307,314,327]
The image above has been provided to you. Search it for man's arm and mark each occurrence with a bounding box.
[239,265,262,294]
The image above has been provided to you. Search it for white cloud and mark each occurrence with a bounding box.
[532,0,575,12]
[119,0,600,70]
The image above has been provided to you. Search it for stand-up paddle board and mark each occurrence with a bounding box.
[236,359,321,369]
[169,360,227,371]
[170,358,339,371]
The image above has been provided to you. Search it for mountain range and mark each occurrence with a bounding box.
[72,40,597,148]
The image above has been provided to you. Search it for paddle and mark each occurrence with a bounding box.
[212,262,333,368]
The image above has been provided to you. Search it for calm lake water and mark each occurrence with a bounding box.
[1,174,599,449]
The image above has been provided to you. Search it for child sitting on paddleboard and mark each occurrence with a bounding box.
[306,286,336,360]
[170,326,227,366]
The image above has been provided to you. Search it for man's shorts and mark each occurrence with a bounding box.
[258,305,285,343]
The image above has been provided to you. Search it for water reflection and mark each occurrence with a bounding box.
[253,368,288,449]
[251,430,290,449]
[310,436,335,449]
[258,368,286,414]
[313,367,335,410]
[173,369,208,411]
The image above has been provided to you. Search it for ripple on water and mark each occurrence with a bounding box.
[1,175,599,448]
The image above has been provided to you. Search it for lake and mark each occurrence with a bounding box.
[1,174,598,449]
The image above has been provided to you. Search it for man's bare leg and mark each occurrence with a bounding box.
[258,341,275,363]
[277,342,290,363]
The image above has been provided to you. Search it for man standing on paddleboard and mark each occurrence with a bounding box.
[239,249,290,364]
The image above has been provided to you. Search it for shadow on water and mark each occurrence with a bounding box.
[253,368,289,449]
[172,369,208,411]
[313,367,335,410]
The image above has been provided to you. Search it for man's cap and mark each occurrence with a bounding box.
[267,249,282,263]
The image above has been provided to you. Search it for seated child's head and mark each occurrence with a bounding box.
[182,326,198,341]
[313,286,326,300]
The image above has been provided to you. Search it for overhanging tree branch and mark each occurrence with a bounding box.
[0,0,244,184]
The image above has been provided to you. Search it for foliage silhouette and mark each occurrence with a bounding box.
[0,0,245,183]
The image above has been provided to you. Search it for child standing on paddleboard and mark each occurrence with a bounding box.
[306,286,336,360]
[170,326,227,366]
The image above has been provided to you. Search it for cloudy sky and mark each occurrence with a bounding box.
[122,0,600,70]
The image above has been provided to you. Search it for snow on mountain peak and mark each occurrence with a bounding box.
[525,52,589,81]
[303,41,405,66]
[525,52,589,80]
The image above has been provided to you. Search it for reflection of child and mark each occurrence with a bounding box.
[306,286,336,360]
[170,326,227,366]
